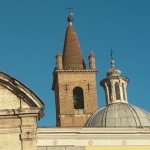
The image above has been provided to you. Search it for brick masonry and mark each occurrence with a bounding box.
[53,70,98,127]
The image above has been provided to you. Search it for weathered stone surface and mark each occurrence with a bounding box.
[0,85,29,109]
[0,72,44,150]
[37,127,150,148]
[37,147,47,150]
[86,103,150,127]
[66,146,85,150]
[0,133,21,149]
[37,146,85,150]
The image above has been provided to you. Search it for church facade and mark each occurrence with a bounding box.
[0,14,150,150]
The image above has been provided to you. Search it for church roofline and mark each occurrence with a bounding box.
[0,71,44,118]
[37,126,150,134]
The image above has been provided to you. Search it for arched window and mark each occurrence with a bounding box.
[73,87,84,109]
[122,83,126,100]
[115,83,120,100]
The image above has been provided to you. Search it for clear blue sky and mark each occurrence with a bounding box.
[0,0,150,126]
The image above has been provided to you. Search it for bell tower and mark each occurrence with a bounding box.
[52,14,98,127]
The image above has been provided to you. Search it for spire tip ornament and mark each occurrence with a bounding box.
[110,49,115,68]
[106,50,122,77]
[110,59,115,68]
[67,14,73,25]
[66,6,74,26]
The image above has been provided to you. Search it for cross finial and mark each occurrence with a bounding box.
[110,49,115,68]
[66,5,74,15]
[66,5,74,26]
[110,49,113,60]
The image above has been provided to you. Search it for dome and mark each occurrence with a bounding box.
[86,103,150,127]
[107,68,121,77]
[106,59,122,77]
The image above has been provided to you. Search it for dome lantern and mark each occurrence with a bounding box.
[100,58,129,105]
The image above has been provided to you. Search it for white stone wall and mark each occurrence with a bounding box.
[37,127,150,148]
[0,82,43,150]
[37,146,85,150]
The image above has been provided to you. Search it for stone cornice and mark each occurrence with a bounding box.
[38,127,150,135]
[0,127,20,133]
[100,76,129,86]
[0,71,44,118]
[37,127,150,146]
[55,69,98,74]
[0,108,41,117]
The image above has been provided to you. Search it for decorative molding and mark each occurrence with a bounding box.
[55,70,98,74]
[20,131,37,141]
[37,127,150,146]
[0,71,44,118]
[0,108,41,116]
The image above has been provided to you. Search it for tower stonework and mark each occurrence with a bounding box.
[52,14,98,127]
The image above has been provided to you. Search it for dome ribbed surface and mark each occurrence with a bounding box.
[62,25,86,70]
[86,103,150,127]
[107,68,121,77]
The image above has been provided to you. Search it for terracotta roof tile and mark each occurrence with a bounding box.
[62,25,86,70]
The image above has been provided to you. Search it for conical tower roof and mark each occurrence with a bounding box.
[62,14,86,70]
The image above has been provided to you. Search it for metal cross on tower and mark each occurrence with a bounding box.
[63,83,69,91]
[66,5,74,15]
[110,49,113,60]
[86,83,92,91]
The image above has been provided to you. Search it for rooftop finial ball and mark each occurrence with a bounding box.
[67,15,73,22]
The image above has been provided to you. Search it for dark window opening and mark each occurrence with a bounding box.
[73,87,84,109]
[115,83,120,100]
